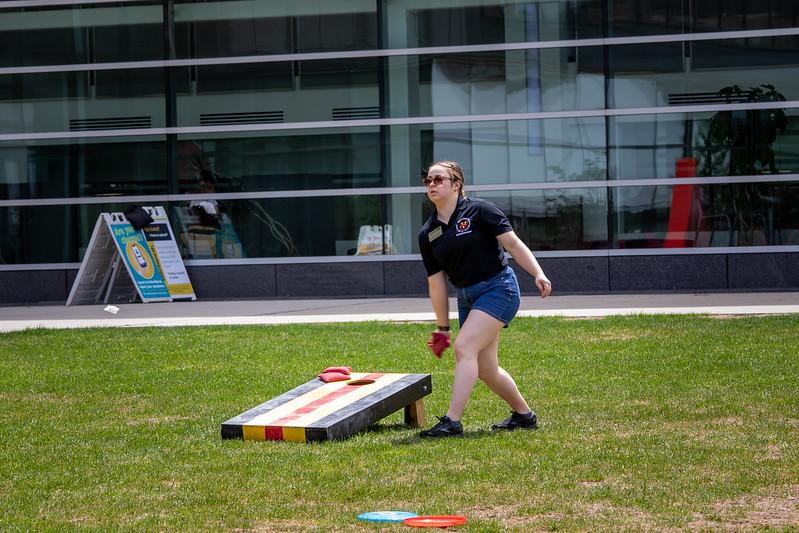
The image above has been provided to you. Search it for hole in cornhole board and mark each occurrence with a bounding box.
[346,378,376,386]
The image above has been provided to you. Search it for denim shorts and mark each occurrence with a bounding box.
[456,266,521,328]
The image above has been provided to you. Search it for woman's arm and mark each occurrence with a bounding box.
[497,231,552,298]
[427,271,451,328]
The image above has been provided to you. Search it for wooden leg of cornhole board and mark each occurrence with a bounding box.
[404,399,425,428]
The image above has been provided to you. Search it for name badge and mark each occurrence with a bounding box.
[428,226,443,242]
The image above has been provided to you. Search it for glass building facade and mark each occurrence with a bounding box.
[1,0,798,299]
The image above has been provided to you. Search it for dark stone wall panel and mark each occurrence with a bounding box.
[276,262,384,297]
[511,257,609,294]
[609,254,727,291]
[186,265,276,299]
[0,270,68,304]
[383,261,429,296]
[729,253,799,289]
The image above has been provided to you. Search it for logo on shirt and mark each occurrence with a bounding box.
[456,217,472,236]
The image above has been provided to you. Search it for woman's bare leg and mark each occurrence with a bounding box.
[445,310,505,420]
[476,333,530,414]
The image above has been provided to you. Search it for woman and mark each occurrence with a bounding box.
[418,161,552,437]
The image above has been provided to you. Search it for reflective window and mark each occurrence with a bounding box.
[608,37,799,108]
[611,182,799,248]
[192,63,294,94]
[391,188,607,255]
[388,0,603,48]
[694,1,799,32]
[175,128,382,194]
[173,1,377,59]
[610,0,687,36]
[610,109,799,179]
[475,189,609,251]
[0,195,384,263]
[0,71,90,104]
[174,58,378,126]
[0,202,150,264]
[1,205,72,263]
[204,195,383,258]
[189,16,292,58]
[0,68,166,134]
[0,3,163,67]
[386,118,606,187]
[0,137,168,201]
[175,48,603,126]
[610,0,799,36]
[391,47,604,118]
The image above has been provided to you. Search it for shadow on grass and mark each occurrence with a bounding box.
[390,429,496,445]
[362,423,519,444]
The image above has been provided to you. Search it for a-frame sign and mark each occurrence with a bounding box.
[67,206,196,305]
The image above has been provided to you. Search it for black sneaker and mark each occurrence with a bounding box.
[420,415,463,438]
[492,411,538,431]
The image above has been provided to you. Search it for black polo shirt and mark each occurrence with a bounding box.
[418,196,514,288]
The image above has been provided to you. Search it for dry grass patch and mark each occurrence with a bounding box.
[755,444,783,462]
[232,519,324,532]
[0,392,78,405]
[126,415,197,426]
[596,330,650,341]
[687,485,799,530]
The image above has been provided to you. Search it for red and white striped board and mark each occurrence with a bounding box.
[221,373,432,442]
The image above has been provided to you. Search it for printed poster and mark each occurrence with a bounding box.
[108,215,171,301]
[142,207,196,299]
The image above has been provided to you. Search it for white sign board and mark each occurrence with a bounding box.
[67,207,195,305]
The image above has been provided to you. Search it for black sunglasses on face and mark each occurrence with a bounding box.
[422,175,452,186]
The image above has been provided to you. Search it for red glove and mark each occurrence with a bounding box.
[322,366,351,375]
[427,331,451,358]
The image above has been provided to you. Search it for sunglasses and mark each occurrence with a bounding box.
[422,175,452,187]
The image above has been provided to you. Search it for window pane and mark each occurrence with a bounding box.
[0,68,166,134]
[174,45,604,126]
[191,17,292,58]
[0,136,168,201]
[0,194,384,263]
[0,71,90,104]
[389,188,609,255]
[174,128,382,194]
[174,58,377,126]
[94,22,164,63]
[389,0,603,48]
[610,0,799,36]
[611,182,799,248]
[173,0,377,59]
[297,12,377,52]
[175,195,383,259]
[475,189,609,250]
[609,0,685,37]
[608,37,799,108]
[0,202,156,264]
[388,47,604,118]
[610,109,799,179]
[386,118,606,187]
[192,63,294,93]
[0,3,163,67]
[694,1,799,33]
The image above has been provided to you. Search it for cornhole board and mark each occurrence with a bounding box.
[221,372,431,442]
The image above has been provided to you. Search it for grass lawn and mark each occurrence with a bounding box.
[1,315,798,531]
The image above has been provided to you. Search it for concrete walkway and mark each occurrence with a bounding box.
[1,292,797,333]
